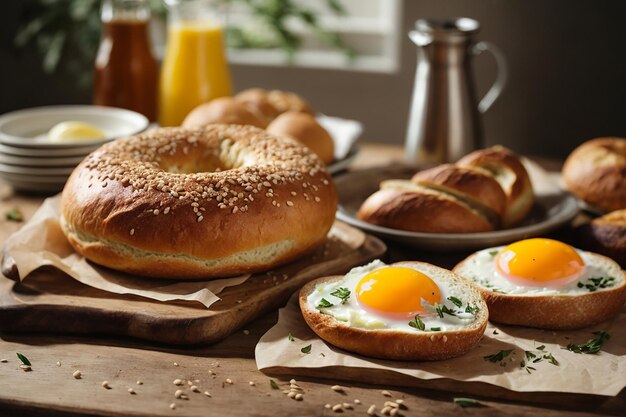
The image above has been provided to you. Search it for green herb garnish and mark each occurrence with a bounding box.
[453,397,482,407]
[330,287,351,304]
[566,331,611,354]
[489,250,499,257]
[465,304,480,315]
[316,298,333,309]
[301,344,312,354]
[430,327,441,332]
[5,208,23,222]
[16,353,31,366]
[483,349,514,363]
[447,296,463,308]
[576,277,615,292]
[288,332,294,342]
[408,315,425,331]
[270,379,279,390]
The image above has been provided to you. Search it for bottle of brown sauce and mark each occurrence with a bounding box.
[93,0,158,121]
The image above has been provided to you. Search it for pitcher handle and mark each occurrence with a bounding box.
[473,41,507,113]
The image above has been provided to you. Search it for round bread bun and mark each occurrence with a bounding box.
[562,137,626,213]
[266,89,314,115]
[60,125,337,279]
[182,97,266,129]
[357,182,494,233]
[266,111,334,165]
[299,261,488,361]
[579,209,626,268]
[235,88,281,126]
[412,164,507,225]
[457,146,534,227]
[454,251,626,330]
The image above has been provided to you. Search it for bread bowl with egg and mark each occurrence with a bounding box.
[453,238,626,329]
[299,260,488,361]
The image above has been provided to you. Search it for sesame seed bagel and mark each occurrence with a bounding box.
[299,262,488,361]
[60,125,337,279]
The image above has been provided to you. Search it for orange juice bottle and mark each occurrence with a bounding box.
[159,0,233,126]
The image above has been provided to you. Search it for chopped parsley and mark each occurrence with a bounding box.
[566,331,611,354]
[316,298,333,309]
[270,379,279,390]
[16,353,31,366]
[5,208,23,222]
[447,296,463,308]
[577,277,615,292]
[430,327,441,332]
[408,315,425,331]
[483,349,514,363]
[520,347,559,373]
[435,303,456,318]
[489,250,499,257]
[330,287,351,304]
[465,304,480,315]
[287,332,294,342]
[301,344,312,354]
[454,397,482,407]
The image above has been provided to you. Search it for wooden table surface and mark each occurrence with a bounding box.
[0,144,623,417]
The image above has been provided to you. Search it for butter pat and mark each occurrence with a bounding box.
[48,121,106,143]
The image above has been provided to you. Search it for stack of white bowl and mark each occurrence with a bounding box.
[0,106,149,193]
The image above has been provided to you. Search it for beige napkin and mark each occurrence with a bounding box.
[256,292,626,396]
[2,195,251,308]
[317,114,362,160]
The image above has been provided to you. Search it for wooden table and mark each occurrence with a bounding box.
[0,144,623,417]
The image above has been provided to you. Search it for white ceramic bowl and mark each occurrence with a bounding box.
[0,105,149,148]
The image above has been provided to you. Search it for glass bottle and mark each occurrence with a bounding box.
[159,0,233,127]
[93,0,159,121]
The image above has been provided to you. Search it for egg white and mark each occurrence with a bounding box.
[306,260,479,332]
[456,246,624,296]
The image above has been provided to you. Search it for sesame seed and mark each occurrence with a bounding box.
[354,399,361,404]
[343,403,353,409]
[249,381,255,386]
[295,393,304,401]
[153,209,159,215]
[174,390,185,399]
[367,405,376,415]
[204,391,211,397]
[331,385,344,392]
[443,335,448,343]
[173,379,183,386]
[173,362,179,366]
[102,381,110,389]
[325,404,331,409]
[288,392,297,398]
[384,401,399,409]
[390,408,399,416]
[136,380,143,385]
[382,390,392,397]
[20,365,31,372]
[128,388,136,395]
[130,228,135,236]
[381,406,392,415]
[332,404,343,412]
[0,359,7,363]
[197,216,204,222]
[73,370,82,379]
[286,201,294,207]
[190,385,200,392]
[395,399,404,405]
[56,361,61,366]
[169,403,176,410]
[232,206,239,213]
[225,378,233,384]
[291,191,297,196]
[164,207,170,214]
[314,196,321,202]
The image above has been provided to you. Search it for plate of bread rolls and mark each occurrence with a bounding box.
[180,88,362,175]
[336,146,579,251]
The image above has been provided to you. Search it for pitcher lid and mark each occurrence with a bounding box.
[415,17,480,40]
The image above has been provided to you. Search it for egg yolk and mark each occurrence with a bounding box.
[355,267,441,319]
[496,238,584,287]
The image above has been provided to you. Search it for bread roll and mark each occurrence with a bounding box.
[266,111,334,165]
[266,90,314,115]
[182,97,266,129]
[579,209,626,267]
[562,137,626,213]
[235,88,281,126]
[357,183,494,233]
[457,146,534,227]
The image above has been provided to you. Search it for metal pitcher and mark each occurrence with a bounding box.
[405,17,507,164]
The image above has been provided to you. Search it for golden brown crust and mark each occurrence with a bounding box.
[299,262,488,361]
[579,209,626,267]
[357,188,494,233]
[412,164,507,218]
[266,90,314,115]
[266,112,334,165]
[457,146,534,227]
[182,97,266,129]
[60,125,337,279]
[453,253,626,330]
[562,137,626,213]
[235,88,281,126]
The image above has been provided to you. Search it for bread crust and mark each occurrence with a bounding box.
[266,112,334,165]
[299,262,489,361]
[60,125,337,279]
[579,209,626,268]
[357,188,494,233]
[453,252,626,330]
[182,97,266,129]
[457,146,534,227]
[235,88,281,125]
[562,137,626,213]
[412,164,507,218]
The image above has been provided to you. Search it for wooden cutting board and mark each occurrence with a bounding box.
[0,222,386,345]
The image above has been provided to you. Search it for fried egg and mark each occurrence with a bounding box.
[306,260,481,332]
[455,238,624,295]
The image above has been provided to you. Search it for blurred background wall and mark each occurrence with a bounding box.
[1,0,626,158]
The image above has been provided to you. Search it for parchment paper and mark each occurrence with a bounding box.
[256,292,626,396]
[2,195,251,308]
